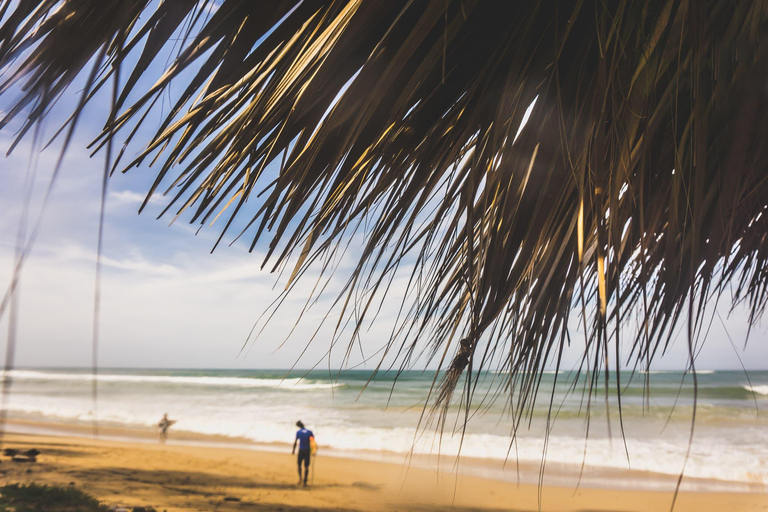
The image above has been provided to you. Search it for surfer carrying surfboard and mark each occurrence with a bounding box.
[291,421,315,486]
[158,413,174,444]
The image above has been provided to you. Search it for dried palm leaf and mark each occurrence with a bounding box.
[1,1,767,447]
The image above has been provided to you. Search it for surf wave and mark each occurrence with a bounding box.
[744,384,768,396]
[8,370,342,390]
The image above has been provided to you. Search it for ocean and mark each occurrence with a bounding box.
[6,368,767,489]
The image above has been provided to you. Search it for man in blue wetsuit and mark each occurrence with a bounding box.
[291,420,314,486]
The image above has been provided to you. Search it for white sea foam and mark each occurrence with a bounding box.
[7,391,768,485]
[8,370,342,390]
[744,384,768,396]
[640,370,716,375]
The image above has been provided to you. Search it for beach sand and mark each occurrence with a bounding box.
[0,427,766,512]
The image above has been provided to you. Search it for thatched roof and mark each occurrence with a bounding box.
[1,1,767,422]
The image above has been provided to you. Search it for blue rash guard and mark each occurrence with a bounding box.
[296,428,314,450]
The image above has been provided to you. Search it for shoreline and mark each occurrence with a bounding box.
[5,419,766,495]
[0,429,766,511]
[9,367,767,492]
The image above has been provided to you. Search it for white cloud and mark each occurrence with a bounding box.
[0,231,410,369]
[108,190,147,205]
[107,189,166,209]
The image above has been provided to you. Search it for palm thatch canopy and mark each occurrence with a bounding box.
[1,1,767,420]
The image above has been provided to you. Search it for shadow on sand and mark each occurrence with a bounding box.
[3,439,92,459]
[72,467,304,493]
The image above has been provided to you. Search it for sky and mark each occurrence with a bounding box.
[0,124,390,370]
[0,4,766,372]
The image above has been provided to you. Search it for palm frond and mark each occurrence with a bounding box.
[1,0,767,425]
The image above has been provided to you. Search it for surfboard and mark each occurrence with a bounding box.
[309,436,317,455]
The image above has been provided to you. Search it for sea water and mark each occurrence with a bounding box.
[6,368,768,487]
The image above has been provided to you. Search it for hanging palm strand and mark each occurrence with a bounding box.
[0,0,767,424]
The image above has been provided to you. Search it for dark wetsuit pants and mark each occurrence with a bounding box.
[297,448,311,482]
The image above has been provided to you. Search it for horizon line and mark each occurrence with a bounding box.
[10,365,767,373]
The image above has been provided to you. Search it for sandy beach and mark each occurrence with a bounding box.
[1,425,766,512]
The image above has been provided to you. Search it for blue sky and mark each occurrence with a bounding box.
[0,4,765,371]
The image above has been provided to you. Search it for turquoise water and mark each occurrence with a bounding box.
[7,368,768,485]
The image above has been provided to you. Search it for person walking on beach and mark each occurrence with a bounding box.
[291,420,314,486]
[158,413,174,444]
